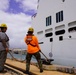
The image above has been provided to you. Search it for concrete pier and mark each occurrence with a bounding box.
[0,58,74,75]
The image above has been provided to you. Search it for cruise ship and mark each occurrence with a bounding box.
[31,0,76,67]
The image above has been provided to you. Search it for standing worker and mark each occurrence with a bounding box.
[24,27,43,74]
[0,23,9,72]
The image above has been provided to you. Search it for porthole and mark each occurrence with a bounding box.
[68,27,76,32]
[55,30,65,35]
[45,32,53,37]
[50,38,53,42]
[59,36,63,41]
[62,0,65,2]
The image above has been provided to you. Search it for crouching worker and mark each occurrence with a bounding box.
[0,24,9,72]
[24,27,43,74]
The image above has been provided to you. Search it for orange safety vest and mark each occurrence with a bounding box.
[24,35,40,54]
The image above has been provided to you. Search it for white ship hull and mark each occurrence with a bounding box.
[32,0,76,67]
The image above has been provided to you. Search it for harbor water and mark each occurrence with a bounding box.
[7,53,37,63]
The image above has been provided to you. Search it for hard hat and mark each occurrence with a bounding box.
[0,23,7,28]
[28,27,34,32]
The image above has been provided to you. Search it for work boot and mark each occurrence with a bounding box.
[0,69,7,73]
[40,69,43,73]
[23,70,29,74]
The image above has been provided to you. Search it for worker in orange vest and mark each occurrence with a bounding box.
[24,27,43,74]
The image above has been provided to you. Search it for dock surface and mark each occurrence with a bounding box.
[0,59,74,75]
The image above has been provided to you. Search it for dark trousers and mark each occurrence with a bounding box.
[26,51,43,71]
[0,50,7,71]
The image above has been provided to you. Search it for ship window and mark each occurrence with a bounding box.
[45,32,53,37]
[37,31,43,35]
[62,0,65,2]
[50,38,53,42]
[69,36,72,38]
[55,29,65,35]
[56,11,63,23]
[46,16,52,26]
[39,42,44,44]
[59,36,63,41]
[45,28,53,33]
[55,25,65,31]
[68,21,76,27]
[68,27,76,32]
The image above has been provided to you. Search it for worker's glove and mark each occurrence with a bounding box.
[39,50,41,52]
[6,48,9,52]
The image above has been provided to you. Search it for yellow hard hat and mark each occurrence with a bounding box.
[28,27,34,32]
[0,23,7,28]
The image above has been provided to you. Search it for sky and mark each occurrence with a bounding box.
[0,0,38,49]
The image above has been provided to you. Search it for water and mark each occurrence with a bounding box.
[7,53,37,63]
